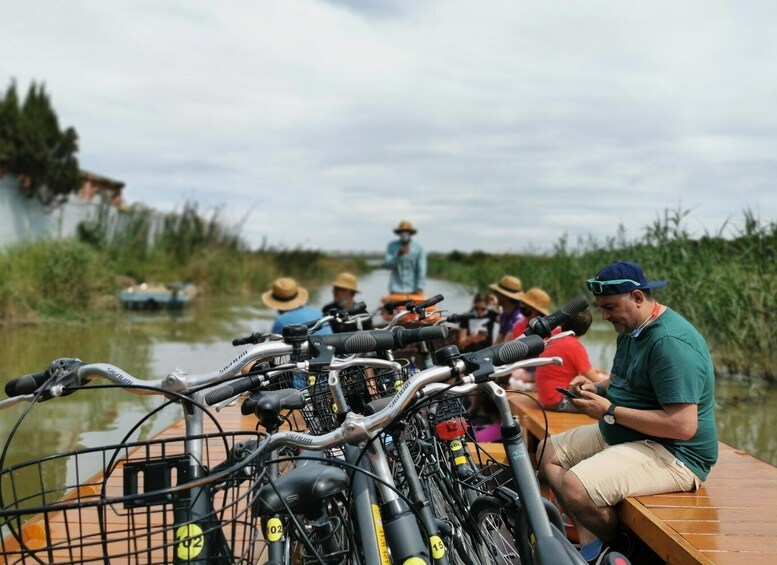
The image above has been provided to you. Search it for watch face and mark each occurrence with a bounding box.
[604,414,615,425]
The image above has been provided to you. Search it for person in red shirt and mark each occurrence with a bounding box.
[510,287,552,338]
[509,287,554,391]
[535,308,607,412]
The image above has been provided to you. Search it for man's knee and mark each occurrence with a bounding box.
[536,439,547,467]
[560,470,594,510]
[536,437,557,468]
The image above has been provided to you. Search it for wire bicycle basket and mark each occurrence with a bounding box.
[0,431,264,564]
[300,361,411,435]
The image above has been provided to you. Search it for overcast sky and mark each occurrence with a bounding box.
[2,1,776,253]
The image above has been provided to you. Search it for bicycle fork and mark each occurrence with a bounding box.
[389,431,452,565]
[365,441,432,565]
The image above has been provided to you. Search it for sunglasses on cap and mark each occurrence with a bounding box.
[585,278,641,295]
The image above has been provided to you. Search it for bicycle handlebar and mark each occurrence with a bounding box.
[232,332,267,346]
[476,334,545,366]
[4,370,49,397]
[392,325,448,347]
[524,295,589,338]
[415,294,443,310]
[262,335,543,452]
[318,330,396,353]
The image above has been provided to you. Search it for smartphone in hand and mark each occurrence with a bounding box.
[555,387,581,400]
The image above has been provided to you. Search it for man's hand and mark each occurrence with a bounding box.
[570,376,593,392]
[570,389,610,420]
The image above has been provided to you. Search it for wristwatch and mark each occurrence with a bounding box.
[603,403,617,425]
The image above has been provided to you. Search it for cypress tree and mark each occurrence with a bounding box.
[0,81,80,205]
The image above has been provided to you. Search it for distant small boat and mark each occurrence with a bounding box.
[118,282,197,310]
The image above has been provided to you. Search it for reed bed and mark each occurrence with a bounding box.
[0,202,361,324]
[429,209,777,382]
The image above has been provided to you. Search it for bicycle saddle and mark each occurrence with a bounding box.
[254,460,349,516]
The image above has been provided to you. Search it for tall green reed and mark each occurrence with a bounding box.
[429,208,777,382]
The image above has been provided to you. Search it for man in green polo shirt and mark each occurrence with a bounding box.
[537,261,717,564]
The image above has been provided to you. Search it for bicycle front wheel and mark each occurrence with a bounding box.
[469,495,525,565]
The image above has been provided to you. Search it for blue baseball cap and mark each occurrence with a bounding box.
[586,261,667,296]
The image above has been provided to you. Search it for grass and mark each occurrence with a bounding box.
[0,202,365,325]
[429,209,777,382]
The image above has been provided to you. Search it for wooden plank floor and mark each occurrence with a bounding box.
[510,393,777,565]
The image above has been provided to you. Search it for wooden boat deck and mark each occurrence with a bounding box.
[510,393,777,564]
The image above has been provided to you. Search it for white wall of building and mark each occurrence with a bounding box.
[0,173,113,248]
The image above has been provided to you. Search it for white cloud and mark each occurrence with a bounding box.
[2,0,776,252]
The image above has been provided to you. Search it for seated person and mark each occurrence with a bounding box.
[510,287,552,338]
[262,277,331,390]
[508,287,553,391]
[488,275,524,344]
[263,277,332,335]
[457,292,498,353]
[321,272,372,332]
[535,308,607,412]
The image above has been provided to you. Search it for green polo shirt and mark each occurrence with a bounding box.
[601,307,718,481]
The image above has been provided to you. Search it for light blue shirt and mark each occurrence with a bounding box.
[272,306,333,335]
[383,239,427,293]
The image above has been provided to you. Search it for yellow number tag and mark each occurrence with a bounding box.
[266,518,283,542]
[175,524,204,560]
[450,439,462,451]
[430,535,446,559]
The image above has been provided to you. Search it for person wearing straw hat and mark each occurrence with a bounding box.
[510,287,552,339]
[536,261,717,563]
[488,274,525,344]
[507,287,553,391]
[383,220,426,294]
[321,272,373,332]
[263,277,332,335]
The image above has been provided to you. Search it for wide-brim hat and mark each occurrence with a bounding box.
[515,287,551,316]
[489,275,523,301]
[262,277,309,310]
[393,220,418,235]
[332,272,359,292]
[588,261,667,296]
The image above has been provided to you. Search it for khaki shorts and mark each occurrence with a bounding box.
[551,424,701,507]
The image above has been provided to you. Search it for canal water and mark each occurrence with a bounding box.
[1,269,774,480]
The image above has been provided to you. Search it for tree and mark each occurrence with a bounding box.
[0,83,20,166]
[0,81,80,206]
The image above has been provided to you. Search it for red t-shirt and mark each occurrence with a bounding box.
[510,318,529,339]
[535,335,592,406]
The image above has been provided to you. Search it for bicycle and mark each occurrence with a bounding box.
[202,295,622,564]
[1,317,451,564]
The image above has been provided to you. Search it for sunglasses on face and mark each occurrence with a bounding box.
[585,278,641,294]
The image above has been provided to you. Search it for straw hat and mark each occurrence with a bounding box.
[515,287,551,316]
[332,272,359,293]
[393,220,418,235]
[262,277,309,311]
[489,275,523,301]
